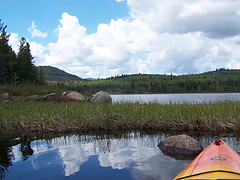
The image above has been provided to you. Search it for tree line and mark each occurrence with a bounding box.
[0,20,45,85]
[54,69,240,94]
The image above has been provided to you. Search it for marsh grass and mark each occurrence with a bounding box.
[1,100,240,134]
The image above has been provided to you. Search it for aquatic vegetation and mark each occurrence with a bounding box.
[0,100,240,134]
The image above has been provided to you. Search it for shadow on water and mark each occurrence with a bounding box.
[0,146,13,180]
[20,137,34,161]
[160,151,198,161]
[0,132,240,180]
[0,137,16,179]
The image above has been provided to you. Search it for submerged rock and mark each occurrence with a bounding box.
[91,91,112,103]
[62,91,85,101]
[158,135,203,159]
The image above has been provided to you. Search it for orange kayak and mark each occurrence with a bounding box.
[174,138,240,179]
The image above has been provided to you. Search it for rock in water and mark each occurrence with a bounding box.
[62,91,85,101]
[91,91,112,103]
[158,135,203,158]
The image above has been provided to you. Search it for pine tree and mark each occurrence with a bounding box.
[9,47,17,84]
[0,19,13,84]
[16,37,38,83]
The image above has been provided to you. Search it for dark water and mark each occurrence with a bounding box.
[1,132,240,180]
[111,93,240,104]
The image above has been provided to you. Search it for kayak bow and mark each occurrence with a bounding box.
[174,138,240,179]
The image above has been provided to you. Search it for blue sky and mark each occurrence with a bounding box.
[1,0,240,78]
[0,0,129,45]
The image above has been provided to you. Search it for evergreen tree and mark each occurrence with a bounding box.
[0,19,13,84]
[16,37,38,83]
[8,47,17,84]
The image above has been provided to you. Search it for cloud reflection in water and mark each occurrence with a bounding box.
[56,134,163,177]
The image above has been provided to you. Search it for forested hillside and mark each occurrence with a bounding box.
[37,66,84,81]
[59,68,240,94]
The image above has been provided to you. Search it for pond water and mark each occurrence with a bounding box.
[1,132,240,180]
[111,93,240,104]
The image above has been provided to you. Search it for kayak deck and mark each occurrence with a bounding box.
[174,139,240,180]
[176,171,240,179]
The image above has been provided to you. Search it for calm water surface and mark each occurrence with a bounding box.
[111,93,240,104]
[1,132,240,180]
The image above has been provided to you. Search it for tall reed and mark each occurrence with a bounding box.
[1,100,240,134]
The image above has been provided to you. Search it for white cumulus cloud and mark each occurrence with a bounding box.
[28,21,48,39]
[9,33,19,52]
[127,0,240,38]
[40,12,154,78]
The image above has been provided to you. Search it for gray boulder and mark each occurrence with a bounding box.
[158,135,203,159]
[42,93,57,101]
[62,91,85,101]
[91,91,112,103]
[1,93,9,100]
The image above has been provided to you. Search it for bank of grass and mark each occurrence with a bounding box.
[1,99,240,134]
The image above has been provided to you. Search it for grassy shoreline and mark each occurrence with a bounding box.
[1,99,240,135]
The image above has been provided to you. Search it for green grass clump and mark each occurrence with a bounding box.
[0,100,240,134]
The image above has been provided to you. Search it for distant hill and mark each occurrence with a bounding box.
[37,66,84,81]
